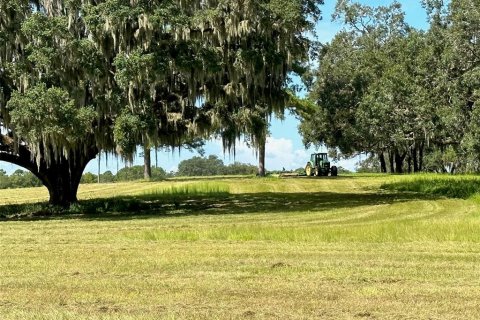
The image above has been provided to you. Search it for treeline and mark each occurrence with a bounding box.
[300,1,480,174]
[0,167,169,189]
[0,169,43,189]
[177,155,257,176]
[81,166,169,183]
[0,155,258,189]
[83,156,257,183]
[83,155,257,183]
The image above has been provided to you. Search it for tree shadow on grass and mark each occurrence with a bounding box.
[0,189,440,222]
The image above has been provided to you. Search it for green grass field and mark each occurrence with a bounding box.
[1,174,480,319]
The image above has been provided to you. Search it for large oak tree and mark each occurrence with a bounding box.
[0,0,321,205]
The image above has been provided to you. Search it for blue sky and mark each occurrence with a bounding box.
[2,1,430,174]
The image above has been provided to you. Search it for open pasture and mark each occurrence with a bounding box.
[1,175,480,319]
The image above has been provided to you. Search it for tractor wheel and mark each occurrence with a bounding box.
[331,166,338,176]
[305,164,313,176]
[314,167,320,176]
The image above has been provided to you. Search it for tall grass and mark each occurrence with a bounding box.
[381,175,480,199]
[141,182,230,198]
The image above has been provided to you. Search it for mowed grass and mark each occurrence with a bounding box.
[1,175,480,319]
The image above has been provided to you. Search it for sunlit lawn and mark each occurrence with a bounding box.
[1,174,480,319]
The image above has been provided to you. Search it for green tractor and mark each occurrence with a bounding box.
[305,153,338,177]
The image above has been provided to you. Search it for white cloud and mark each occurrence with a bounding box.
[265,137,292,158]
[264,137,302,170]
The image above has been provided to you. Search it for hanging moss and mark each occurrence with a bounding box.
[0,0,320,166]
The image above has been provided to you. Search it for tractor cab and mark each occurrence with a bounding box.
[305,153,338,177]
[311,153,328,165]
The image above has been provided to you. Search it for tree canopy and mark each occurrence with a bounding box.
[300,0,480,174]
[0,0,322,205]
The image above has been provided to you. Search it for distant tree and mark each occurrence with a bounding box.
[9,169,42,188]
[116,165,166,181]
[0,169,10,189]
[100,171,116,183]
[116,166,144,181]
[224,162,258,175]
[177,156,225,177]
[177,155,259,176]
[143,146,152,181]
[81,172,98,184]
[150,167,168,181]
[234,107,270,177]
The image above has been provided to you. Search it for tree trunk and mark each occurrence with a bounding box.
[412,146,419,173]
[407,153,412,174]
[419,142,424,171]
[144,146,151,180]
[394,149,406,174]
[0,144,97,207]
[42,161,85,206]
[97,155,101,183]
[379,152,387,173]
[388,150,395,174]
[258,138,266,177]
[40,149,97,207]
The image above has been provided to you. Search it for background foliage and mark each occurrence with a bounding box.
[300,0,480,175]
